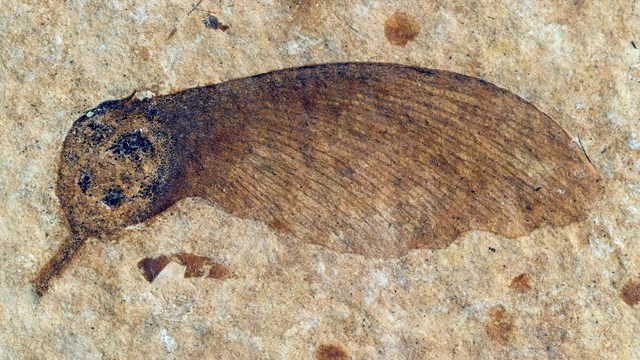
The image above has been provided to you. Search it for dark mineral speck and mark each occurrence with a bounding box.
[203,15,220,29]
[202,14,229,31]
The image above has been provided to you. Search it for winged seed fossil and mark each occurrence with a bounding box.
[33,63,602,296]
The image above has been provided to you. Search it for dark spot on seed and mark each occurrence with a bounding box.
[534,186,542,192]
[102,187,125,207]
[87,121,115,145]
[620,280,640,306]
[316,344,348,360]
[137,255,171,282]
[63,150,79,162]
[140,181,160,199]
[109,130,153,158]
[120,173,132,185]
[489,247,496,252]
[77,169,92,193]
[384,12,420,47]
[143,107,158,120]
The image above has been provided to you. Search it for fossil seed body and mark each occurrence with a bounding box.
[35,63,601,296]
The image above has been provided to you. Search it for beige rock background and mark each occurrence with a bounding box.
[1,0,639,358]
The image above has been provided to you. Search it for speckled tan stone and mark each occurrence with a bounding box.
[1,0,639,358]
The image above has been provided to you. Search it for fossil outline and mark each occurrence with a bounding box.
[33,63,602,296]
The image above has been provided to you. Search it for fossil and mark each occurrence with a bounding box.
[33,63,602,296]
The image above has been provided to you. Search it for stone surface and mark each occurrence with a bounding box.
[0,0,639,358]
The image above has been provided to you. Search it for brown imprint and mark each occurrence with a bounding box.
[486,305,515,345]
[33,63,602,296]
[282,0,328,33]
[137,255,171,282]
[137,253,230,283]
[175,253,210,277]
[384,12,420,46]
[620,280,640,306]
[208,263,231,279]
[509,273,532,293]
[316,344,348,360]
[135,47,151,62]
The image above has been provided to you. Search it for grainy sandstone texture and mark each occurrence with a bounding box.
[0,0,639,358]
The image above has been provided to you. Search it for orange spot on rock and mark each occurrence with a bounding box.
[137,255,171,282]
[509,273,532,292]
[316,344,348,360]
[486,305,514,345]
[620,280,640,306]
[384,12,420,46]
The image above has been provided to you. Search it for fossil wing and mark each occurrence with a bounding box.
[185,63,601,257]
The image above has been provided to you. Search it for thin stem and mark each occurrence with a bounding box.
[32,233,86,297]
